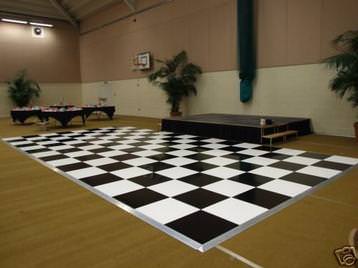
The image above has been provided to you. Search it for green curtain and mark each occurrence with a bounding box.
[237,0,256,102]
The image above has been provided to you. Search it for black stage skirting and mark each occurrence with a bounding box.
[161,114,312,143]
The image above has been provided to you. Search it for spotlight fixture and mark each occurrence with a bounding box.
[1,18,28,24]
[33,27,42,35]
[30,22,53,28]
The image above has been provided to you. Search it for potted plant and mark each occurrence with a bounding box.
[323,30,358,140]
[7,70,41,107]
[148,51,202,116]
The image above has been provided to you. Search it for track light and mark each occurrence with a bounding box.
[1,18,28,24]
[30,22,53,28]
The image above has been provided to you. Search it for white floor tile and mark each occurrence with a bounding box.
[203,180,253,197]
[65,151,93,158]
[85,158,118,167]
[202,157,238,166]
[201,138,226,143]
[67,167,106,179]
[242,156,279,166]
[48,158,80,167]
[79,145,103,151]
[274,148,306,156]
[173,139,197,144]
[204,198,267,225]
[22,145,46,151]
[139,144,165,150]
[250,166,292,179]
[109,144,134,150]
[297,166,341,179]
[203,167,245,179]
[283,156,320,165]
[237,149,268,156]
[123,157,157,166]
[138,198,199,224]
[201,143,228,149]
[98,150,127,157]
[133,150,161,157]
[156,167,197,179]
[111,167,151,179]
[258,179,311,197]
[148,180,198,197]
[325,155,358,166]
[169,144,197,150]
[32,151,60,158]
[202,149,232,157]
[95,180,143,197]
[162,157,197,166]
[176,135,198,139]
[167,150,197,157]
[233,142,261,149]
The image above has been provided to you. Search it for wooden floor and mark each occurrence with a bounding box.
[0,116,357,268]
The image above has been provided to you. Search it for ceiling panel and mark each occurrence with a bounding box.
[0,0,127,24]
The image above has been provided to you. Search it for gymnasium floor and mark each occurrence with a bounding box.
[0,116,357,268]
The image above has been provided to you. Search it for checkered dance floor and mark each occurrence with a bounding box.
[3,127,358,251]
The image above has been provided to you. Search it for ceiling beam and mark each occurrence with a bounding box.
[48,0,79,29]
[124,0,136,12]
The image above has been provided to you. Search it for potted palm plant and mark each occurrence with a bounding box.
[7,70,41,107]
[324,30,358,140]
[148,51,202,116]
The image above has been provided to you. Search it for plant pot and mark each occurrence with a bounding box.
[170,111,182,117]
[354,122,358,141]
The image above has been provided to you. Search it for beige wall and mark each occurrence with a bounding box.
[0,21,81,83]
[0,83,82,117]
[0,20,82,118]
[188,64,357,137]
[79,0,358,82]
[81,64,357,137]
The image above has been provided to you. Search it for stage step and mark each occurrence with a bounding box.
[262,130,298,149]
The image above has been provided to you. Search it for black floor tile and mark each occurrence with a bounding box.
[90,148,113,154]
[178,173,221,187]
[111,154,137,161]
[129,173,171,187]
[182,162,217,172]
[57,162,91,172]
[222,153,251,161]
[226,162,261,172]
[313,161,351,171]
[229,173,274,186]
[234,188,290,209]
[40,154,68,162]
[174,188,227,209]
[99,162,132,172]
[186,153,213,161]
[261,152,290,160]
[114,189,166,208]
[75,154,101,161]
[280,172,326,186]
[270,161,306,171]
[140,162,175,172]
[255,146,280,152]
[26,148,52,154]
[299,152,329,159]
[148,154,176,161]
[166,211,238,244]
[80,173,122,186]
[58,148,82,154]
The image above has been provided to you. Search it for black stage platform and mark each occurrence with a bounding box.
[161,114,312,143]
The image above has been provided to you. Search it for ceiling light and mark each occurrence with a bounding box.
[30,22,53,28]
[1,18,28,24]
